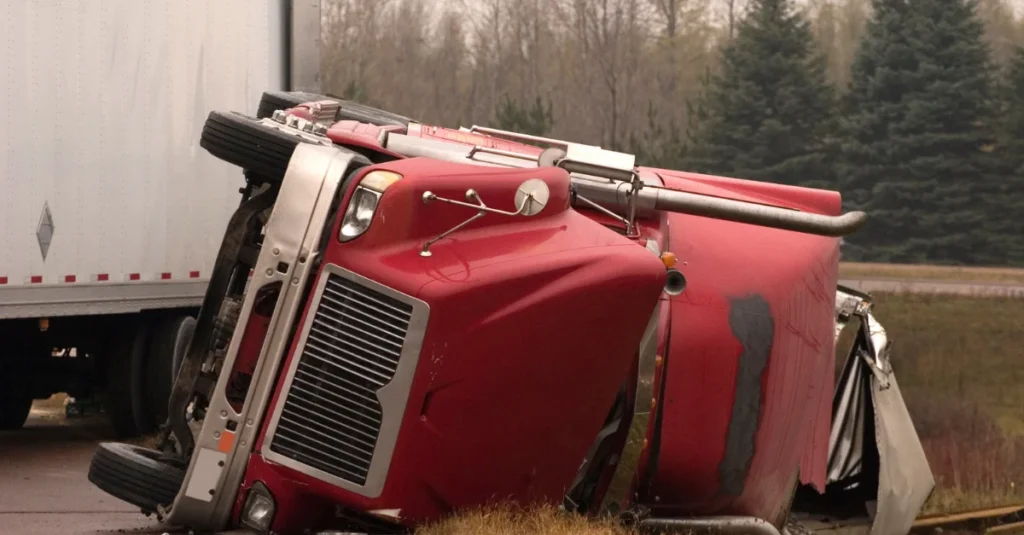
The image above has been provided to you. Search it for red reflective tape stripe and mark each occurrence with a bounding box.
[64,275,76,283]
[96,274,109,282]
[0,277,7,284]
[189,270,200,278]
[30,276,43,284]
[161,272,172,280]
[129,273,141,281]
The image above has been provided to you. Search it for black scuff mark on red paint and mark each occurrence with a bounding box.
[718,294,774,496]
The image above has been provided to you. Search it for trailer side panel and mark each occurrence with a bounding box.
[0,0,291,318]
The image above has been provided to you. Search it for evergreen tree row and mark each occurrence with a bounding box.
[681,0,1024,266]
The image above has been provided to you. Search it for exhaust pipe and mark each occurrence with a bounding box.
[571,178,867,238]
[664,268,687,295]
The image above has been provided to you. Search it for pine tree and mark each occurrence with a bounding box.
[1003,48,1024,180]
[683,0,838,189]
[991,47,1024,264]
[838,0,1003,265]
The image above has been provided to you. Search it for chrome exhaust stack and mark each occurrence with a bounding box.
[395,125,868,239]
[569,176,867,238]
[535,146,866,239]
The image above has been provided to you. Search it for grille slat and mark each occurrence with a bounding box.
[302,340,392,385]
[291,372,382,411]
[294,366,380,402]
[271,436,370,481]
[320,292,411,336]
[278,405,378,452]
[316,300,407,345]
[306,325,400,371]
[288,375,382,426]
[307,327,401,367]
[323,284,413,321]
[307,322,402,366]
[270,272,413,486]
[283,381,381,433]
[281,397,381,446]
[316,303,406,349]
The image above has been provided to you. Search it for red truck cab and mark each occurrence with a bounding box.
[87,94,932,535]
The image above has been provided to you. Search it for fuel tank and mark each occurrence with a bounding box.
[637,169,841,525]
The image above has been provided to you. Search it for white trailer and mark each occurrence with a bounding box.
[0,0,321,434]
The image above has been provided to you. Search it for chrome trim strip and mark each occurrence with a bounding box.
[600,304,661,513]
[0,281,206,319]
[166,144,356,530]
[261,263,429,498]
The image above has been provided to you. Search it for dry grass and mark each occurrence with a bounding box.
[415,505,640,535]
[871,291,1024,514]
[839,262,1024,284]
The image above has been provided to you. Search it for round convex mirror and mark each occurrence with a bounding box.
[514,178,550,216]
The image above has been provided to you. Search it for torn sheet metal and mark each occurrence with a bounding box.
[827,286,935,535]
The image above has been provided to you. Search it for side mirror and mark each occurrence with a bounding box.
[420,178,552,256]
[514,178,550,216]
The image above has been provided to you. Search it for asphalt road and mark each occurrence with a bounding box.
[0,403,172,535]
[2,403,851,535]
[839,277,1024,297]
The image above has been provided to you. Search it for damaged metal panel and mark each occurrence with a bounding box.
[827,287,935,535]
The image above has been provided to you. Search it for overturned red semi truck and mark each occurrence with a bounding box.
[87,93,935,535]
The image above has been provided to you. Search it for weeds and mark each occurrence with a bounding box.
[869,290,1024,514]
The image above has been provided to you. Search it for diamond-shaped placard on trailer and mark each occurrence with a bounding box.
[36,202,55,261]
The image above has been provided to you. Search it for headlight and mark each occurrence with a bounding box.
[339,170,402,242]
[240,482,276,532]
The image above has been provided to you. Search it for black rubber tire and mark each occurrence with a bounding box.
[103,325,151,439]
[200,110,309,182]
[201,111,372,183]
[144,315,196,429]
[0,395,32,430]
[88,442,186,514]
[256,90,413,127]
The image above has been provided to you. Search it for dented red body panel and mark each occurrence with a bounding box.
[237,161,668,531]
[633,169,839,524]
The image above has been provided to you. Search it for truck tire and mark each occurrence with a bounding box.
[256,90,413,127]
[0,395,32,430]
[144,315,196,428]
[87,442,185,514]
[200,111,311,182]
[104,325,151,439]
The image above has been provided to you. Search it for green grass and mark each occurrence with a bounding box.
[870,291,1024,514]
[840,262,1024,284]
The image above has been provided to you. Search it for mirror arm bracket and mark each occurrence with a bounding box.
[418,188,541,257]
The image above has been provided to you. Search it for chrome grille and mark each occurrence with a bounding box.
[268,272,413,485]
